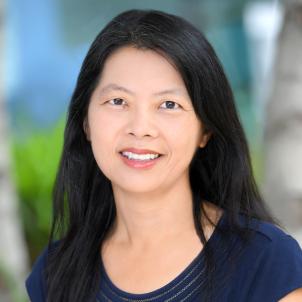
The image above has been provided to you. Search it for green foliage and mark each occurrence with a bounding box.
[10,118,65,261]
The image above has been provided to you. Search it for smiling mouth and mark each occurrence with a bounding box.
[119,152,163,161]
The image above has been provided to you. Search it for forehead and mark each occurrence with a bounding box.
[98,46,188,94]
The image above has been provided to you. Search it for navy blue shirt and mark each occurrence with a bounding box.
[26,212,302,301]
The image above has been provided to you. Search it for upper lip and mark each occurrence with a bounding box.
[119,148,162,155]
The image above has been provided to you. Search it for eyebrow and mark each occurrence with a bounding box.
[99,83,186,97]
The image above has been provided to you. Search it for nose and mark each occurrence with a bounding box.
[125,107,158,138]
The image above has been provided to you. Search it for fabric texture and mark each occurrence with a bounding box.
[25,211,302,302]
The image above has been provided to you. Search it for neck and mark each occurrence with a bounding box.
[107,178,196,249]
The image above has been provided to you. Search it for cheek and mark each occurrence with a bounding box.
[88,109,120,143]
[164,118,201,152]
[87,111,119,172]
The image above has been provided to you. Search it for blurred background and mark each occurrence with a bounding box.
[1,0,302,300]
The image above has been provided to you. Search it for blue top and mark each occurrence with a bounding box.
[26,212,302,301]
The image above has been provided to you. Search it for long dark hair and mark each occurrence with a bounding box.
[45,9,277,302]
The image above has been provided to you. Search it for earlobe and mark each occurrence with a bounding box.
[199,131,212,148]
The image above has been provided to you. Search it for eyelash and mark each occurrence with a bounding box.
[106,98,181,110]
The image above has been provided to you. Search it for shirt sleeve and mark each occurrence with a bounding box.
[249,234,302,301]
[25,246,48,302]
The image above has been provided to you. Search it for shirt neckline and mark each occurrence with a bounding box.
[99,210,226,300]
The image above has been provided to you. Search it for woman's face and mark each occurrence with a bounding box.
[86,46,210,194]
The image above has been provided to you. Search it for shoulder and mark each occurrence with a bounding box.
[245,217,302,260]
[25,241,59,302]
[230,215,302,301]
[249,217,296,242]
[238,215,302,273]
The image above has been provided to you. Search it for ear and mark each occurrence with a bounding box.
[199,130,212,148]
[83,118,91,141]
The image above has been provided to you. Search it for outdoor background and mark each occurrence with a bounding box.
[1,0,302,301]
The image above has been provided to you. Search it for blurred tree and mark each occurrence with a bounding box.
[263,0,302,242]
[0,0,29,300]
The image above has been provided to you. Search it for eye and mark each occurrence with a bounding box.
[107,98,127,106]
[159,100,181,110]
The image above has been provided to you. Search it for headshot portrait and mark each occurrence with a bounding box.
[1,2,302,302]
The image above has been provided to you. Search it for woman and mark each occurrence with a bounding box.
[25,9,302,302]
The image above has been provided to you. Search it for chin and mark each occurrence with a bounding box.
[112,181,165,195]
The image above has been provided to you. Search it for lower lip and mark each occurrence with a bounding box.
[119,153,163,169]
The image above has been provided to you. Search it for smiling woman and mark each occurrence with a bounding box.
[86,46,207,189]
[25,9,302,302]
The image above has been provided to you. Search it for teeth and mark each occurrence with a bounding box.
[121,151,160,160]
